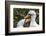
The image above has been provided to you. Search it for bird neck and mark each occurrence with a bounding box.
[31,16,36,22]
[30,16,36,26]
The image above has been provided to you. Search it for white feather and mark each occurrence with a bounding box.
[17,19,25,27]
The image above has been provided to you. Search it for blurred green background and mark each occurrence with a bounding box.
[13,8,39,28]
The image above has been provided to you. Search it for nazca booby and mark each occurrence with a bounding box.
[17,10,39,27]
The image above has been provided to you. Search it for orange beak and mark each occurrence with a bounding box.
[24,15,31,19]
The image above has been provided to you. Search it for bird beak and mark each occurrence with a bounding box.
[24,15,31,19]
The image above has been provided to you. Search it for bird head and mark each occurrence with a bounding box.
[28,10,36,16]
[24,10,36,23]
[24,10,36,19]
[28,10,36,19]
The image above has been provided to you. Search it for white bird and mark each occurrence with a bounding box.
[28,10,38,27]
[17,10,39,27]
